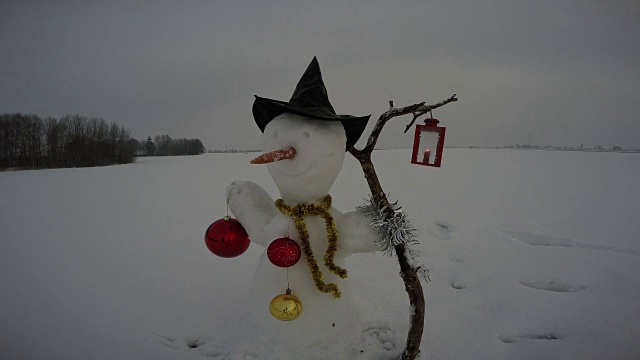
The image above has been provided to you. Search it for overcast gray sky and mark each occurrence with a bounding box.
[1,1,639,150]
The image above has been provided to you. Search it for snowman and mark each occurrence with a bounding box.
[226,58,381,356]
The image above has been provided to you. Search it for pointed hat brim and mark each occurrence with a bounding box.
[252,57,370,151]
[252,96,370,151]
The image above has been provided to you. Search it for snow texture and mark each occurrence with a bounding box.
[1,148,639,359]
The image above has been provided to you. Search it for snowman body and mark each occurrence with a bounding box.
[227,113,377,353]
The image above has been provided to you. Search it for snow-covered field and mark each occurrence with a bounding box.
[1,149,639,360]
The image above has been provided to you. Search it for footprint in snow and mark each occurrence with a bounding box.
[519,279,585,293]
[346,326,403,360]
[153,328,404,359]
[151,332,226,358]
[434,221,457,240]
[506,231,640,256]
[499,332,562,344]
[450,279,467,290]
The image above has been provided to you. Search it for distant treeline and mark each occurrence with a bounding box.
[0,113,136,170]
[139,135,205,156]
[0,113,207,171]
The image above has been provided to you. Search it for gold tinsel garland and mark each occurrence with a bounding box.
[274,194,346,298]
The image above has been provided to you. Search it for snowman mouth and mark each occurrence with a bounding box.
[250,146,297,164]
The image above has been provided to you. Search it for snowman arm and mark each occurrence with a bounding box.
[226,181,276,247]
[336,210,379,254]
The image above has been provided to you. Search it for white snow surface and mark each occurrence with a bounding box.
[1,149,639,359]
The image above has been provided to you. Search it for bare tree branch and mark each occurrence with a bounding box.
[404,113,421,134]
[349,94,458,360]
[350,102,424,158]
[403,94,458,133]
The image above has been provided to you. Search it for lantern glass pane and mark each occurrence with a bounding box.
[417,129,441,165]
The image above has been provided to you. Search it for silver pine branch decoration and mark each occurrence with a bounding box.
[357,194,419,258]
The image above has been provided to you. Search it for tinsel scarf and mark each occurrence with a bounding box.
[274,194,346,298]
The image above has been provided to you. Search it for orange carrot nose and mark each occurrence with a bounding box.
[250,146,297,164]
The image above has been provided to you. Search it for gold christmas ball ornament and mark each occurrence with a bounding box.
[269,289,303,321]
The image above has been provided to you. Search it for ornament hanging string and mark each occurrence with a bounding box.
[285,217,292,291]
[286,267,290,290]
[275,194,346,298]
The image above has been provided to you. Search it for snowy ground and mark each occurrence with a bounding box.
[1,149,639,360]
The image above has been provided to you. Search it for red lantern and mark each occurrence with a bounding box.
[267,237,302,267]
[205,216,250,258]
[411,117,446,167]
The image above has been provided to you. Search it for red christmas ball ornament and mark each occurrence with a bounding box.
[267,237,302,267]
[205,216,250,258]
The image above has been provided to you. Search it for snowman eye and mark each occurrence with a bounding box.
[302,131,310,138]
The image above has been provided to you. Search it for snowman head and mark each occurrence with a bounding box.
[256,112,346,203]
[249,58,371,203]
[252,57,370,153]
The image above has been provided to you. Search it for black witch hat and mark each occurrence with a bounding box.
[252,57,370,151]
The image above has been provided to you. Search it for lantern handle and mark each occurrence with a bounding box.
[424,109,440,126]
